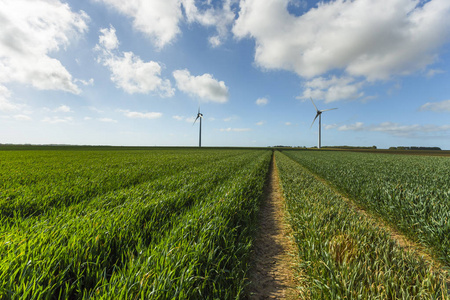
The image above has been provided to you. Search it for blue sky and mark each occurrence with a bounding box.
[1,0,450,149]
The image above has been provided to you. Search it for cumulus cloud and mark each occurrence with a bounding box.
[233,0,450,81]
[220,127,252,132]
[0,85,21,111]
[95,0,235,48]
[95,26,174,97]
[419,99,450,112]
[298,76,365,103]
[173,69,229,103]
[0,0,89,94]
[336,121,450,137]
[118,109,162,119]
[94,0,181,49]
[98,26,119,50]
[182,0,235,47]
[256,97,269,106]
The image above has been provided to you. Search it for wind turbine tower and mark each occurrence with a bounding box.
[193,107,203,147]
[310,98,337,149]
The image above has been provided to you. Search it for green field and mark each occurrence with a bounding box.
[281,149,450,265]
[275,151,449,299]
[1,147,449,299]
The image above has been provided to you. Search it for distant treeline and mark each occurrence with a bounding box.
[321,145,377,149]
[389,146,442,151]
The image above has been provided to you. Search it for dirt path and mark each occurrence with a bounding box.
[248,154,299,299]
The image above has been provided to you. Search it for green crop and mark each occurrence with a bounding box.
[281,150,450,266]
[275,151,448,299]
[0,148,271,299]
[3,147,447,299]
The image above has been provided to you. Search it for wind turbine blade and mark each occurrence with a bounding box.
[321,108,338,112]
[193,116,199,125]
[310,113,319,128]
[310,97,319,112]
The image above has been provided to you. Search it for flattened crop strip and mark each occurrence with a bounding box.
[248,153,300,299]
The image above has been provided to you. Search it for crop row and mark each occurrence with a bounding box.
[0,149,271,299]
[275,151,448,299]
[281,150,450,266]
[0,149,247,218]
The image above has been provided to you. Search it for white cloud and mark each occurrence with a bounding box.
[338,122,365,131]
[371,122,450,137]
[285,122,292,126]
[256,121,265,126]
[0,85,21,111]
[13,114,32,121]
[95,0,235,48]
[419,99,450,112]
[54,105,72,113]
[95,26,174,97]
[299,76,365,103]
[94,0,181,49]
[336,121,450,137]
[223,115,239,122]
[256,97,269,106]
[220,127,252,132]
[182,0,235,47]
[186,116,196,123]
[88,106,104,113]
[0,0,89,94]
[233,0,450,81]
[173,69,229,103]
[173,115,196,123]
[426,69,445,78]
[208,36,222,48]
[75,78,94,86]
[119,109,162,119]
[99,118,117,123]
[324,123,339,130]
[98,26,119,50]
[42,116,73,124]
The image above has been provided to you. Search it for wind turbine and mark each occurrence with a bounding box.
[310,98,337,149]
[193,107,203,147]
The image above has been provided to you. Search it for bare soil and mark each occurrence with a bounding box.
[247,154,299,299]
